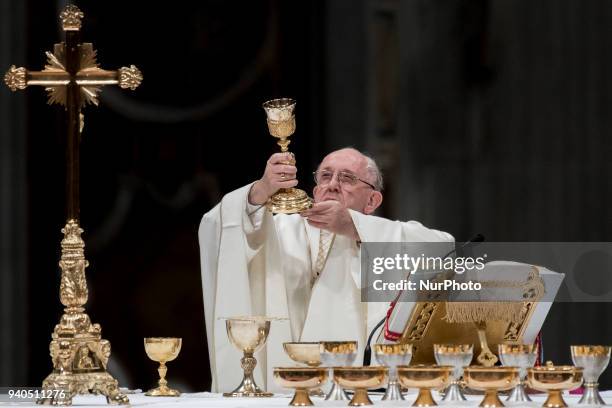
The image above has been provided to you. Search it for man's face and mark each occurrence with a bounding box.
[313,149,381,214]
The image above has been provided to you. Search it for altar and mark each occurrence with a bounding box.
[2,390,612,408]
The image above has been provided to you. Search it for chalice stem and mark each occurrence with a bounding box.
[158,362,168,387]
[442,381,467,402]
[382,378,404,401]
[579,382,606,405]
[236,352,261,393]
[506,381,531,402]
[242,352,256,376]
[277,137,290,152]
[325,382,349,400]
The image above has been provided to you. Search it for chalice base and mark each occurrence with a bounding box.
[480,390,505,408]
[223,377,273,398]
[325,382,349,400]
[413,388,437,407]
[382,381,405,401]
[578,384,607,405]
[37,371,129,406]
[442,382,467,402]
[289,389,314,406]
[506,383,531,402]
[349,388,374,406]
[267,188,312,214]
[145,385,180,397]
[542,390,569,408]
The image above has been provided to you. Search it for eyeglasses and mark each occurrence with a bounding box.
[313,170,377,190]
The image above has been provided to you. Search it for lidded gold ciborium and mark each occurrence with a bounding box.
[222,316,274,397]
[262,98,312,214]
[397,365,453,407]
[274,367,328,406]
[463,366,520,408]
[527,362,584,408]
[571,345,610,406]
[144,337,182,396]
[334,366,388,406]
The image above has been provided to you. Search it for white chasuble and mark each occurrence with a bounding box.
[198,183,453,393]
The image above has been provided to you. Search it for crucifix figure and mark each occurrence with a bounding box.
[4,4,141,405]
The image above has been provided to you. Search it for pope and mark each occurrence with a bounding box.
[198,147,453,392]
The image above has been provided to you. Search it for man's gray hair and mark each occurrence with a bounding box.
[317,147,384,191]
[363,153,384,191]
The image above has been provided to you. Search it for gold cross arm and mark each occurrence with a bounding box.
[5,65,141,90]
[5,62,141,106]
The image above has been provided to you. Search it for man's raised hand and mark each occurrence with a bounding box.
[301,200,360,241]
[248,152,298,205]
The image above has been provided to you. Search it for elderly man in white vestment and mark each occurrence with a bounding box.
[199,147,453,392]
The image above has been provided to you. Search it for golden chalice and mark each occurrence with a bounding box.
[274,367,328,406]
[527,363,583,408]
[498,343,538,402]
[433,343,473,402]
[262,98,312,214]
[374,343,413,401]
[334,366,388,406]
[397,365,453,407]
[144,337,182,397]
[463,366,520,408]
[283,342,324,397]
[223,317,274,397]
[571,345,610,405]
[320,341,358,401]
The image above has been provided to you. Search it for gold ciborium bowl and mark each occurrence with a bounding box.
[334,366,388,406]
[223,317,273,397]
[397,365,453,407]
[283,342,321,367]
[144,337,182,396]
[283,342,324,397]
[464,366,520,408]
[527,364,583,408]
[320,341,358,401]
[274,367,328,406]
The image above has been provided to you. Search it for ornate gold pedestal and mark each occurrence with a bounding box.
[38,221,128,406]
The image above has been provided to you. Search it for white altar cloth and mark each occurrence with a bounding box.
[1,390,611,408]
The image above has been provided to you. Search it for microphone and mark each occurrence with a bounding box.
[362,234,485,365]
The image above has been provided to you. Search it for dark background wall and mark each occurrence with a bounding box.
[1,0,610,391]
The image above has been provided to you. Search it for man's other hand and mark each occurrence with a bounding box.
[249,152,298,205]
[301,200,360,241]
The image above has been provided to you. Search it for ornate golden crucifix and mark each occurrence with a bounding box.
[4,4,141,405]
